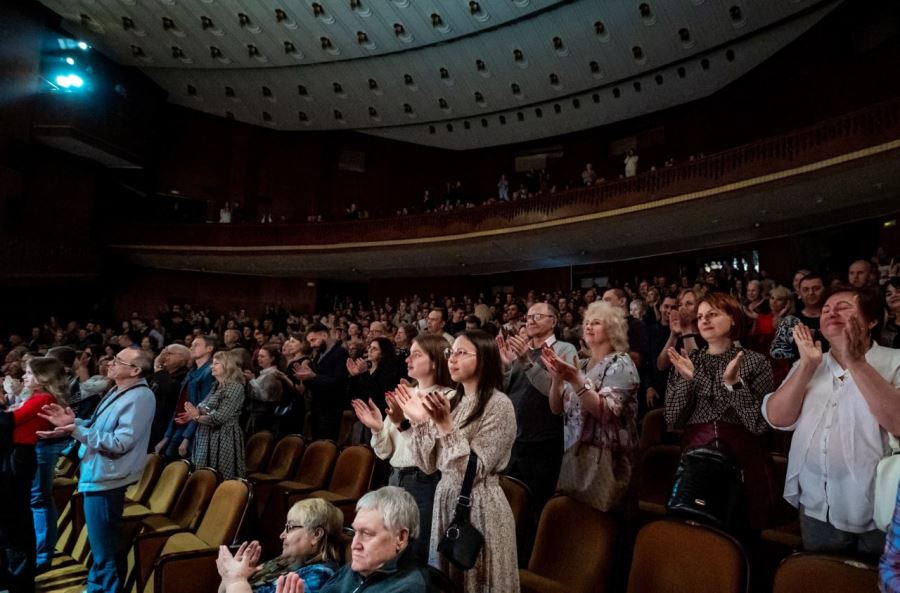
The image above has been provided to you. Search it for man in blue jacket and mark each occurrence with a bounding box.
[153,334,215,458]
[38,347,156,593]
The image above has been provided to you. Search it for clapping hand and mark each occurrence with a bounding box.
[421,391,453,435]
[667,347,695,381]
[392,383,430,425]
[506,334,530,363]
[669,310,683,335]
[793,324,823,368]
[351,398,384,432]
[346,358,369,377]
[722,350,744,387]
[384,392,405,425]
[216,541,262,586]
[275,573,305,593]
[36,403,76,438]
[495,335,515,367]
[831,315,870,366]
[541,345,579,383]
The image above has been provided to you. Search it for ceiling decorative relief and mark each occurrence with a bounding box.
[40,0,842,148]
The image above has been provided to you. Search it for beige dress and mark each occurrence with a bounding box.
[411,389,519,593]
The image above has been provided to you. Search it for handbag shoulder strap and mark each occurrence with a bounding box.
[450,452,479,522]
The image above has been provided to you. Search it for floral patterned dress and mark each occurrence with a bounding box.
[557,352,639,512]
[411,389,519,593]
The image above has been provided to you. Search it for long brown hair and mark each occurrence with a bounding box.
[27,357,69,405]
[411,334,453,388]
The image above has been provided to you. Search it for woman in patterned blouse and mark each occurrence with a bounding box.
[664,292,777,529]
[543,301,640,512]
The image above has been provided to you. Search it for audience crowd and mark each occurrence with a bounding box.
[2,251,900,592]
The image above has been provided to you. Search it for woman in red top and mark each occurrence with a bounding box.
[0,356,66,592]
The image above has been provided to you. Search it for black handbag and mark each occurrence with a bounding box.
[666,424,744,531]
[437,452,484,570]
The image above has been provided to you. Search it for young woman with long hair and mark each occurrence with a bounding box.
[395,330,519,592]
[351,334,453,562]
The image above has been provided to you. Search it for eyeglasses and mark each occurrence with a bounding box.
[283,523,304,534]
[525,313,555,322]
[443,348,476,360]
[111,356,139,368]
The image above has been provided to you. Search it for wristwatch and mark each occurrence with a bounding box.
[397,419,412,432]
[575,378,595,397]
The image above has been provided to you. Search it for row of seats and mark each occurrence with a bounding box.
[38,455,252,593]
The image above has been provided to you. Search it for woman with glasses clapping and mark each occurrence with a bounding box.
[216,498,342,593]
[395,330,519,593]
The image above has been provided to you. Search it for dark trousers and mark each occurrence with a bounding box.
[506,438,564,512]
[505,438,564,565]
[390,467,441,563]
[0,444,37,593]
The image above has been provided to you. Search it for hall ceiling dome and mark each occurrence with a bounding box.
[41,0,843,150]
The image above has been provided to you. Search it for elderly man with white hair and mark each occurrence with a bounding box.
[148,344,191,452]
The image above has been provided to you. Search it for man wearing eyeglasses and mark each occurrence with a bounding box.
[497,302,577,517]
[37,347,156,593]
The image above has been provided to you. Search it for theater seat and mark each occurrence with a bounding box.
[627,519,748,593]
[636,444,681,517]
[134,479,252,593]
[258,439,339,555]
[640,408,667,450]
[125,454,166,505]
[499,475,532,562]
[519,495,619,593]
[772,553,877,593]
[244,430,275,474]
[247,434,305,486]
[307,445,375,525]
[123,460,192,521]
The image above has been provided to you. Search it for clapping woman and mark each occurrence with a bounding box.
[542,301,640,512]
[351,334,453,561]
[395,330,518,593]
[664,292,777,529]
[177,350,246,479]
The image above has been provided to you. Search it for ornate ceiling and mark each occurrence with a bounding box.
[40,0,842,149]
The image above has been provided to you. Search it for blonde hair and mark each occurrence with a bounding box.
[286,498,344,566]
[212,350,246,385]
[583,301,630,353]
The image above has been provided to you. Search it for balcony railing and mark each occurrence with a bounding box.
[112,96,900,249]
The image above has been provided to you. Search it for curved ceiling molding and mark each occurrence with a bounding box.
[41,0,843,149]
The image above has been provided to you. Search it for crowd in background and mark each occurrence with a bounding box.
[3,250,900,592]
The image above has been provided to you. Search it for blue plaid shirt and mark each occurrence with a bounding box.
[253,562,335,593]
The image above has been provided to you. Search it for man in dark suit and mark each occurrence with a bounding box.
[295,323,349,440]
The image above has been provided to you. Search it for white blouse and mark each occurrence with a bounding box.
[370,385,454,469]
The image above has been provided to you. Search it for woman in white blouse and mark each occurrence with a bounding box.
[350,334,453,562]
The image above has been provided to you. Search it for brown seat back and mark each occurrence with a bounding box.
[640,408,667,450]
[294,439,339,488]
[772,554,876,593]
[145,459,192,515]
[327,445,374,499]
[262,435,306,479]
[499,475,531,536]
[195,479,252,547]
[126,453,165,504]
[526,495,619,593]
[168,467,221,530]
[244,431,275,474]
[627,519,748,593]
[636,444,681,511]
